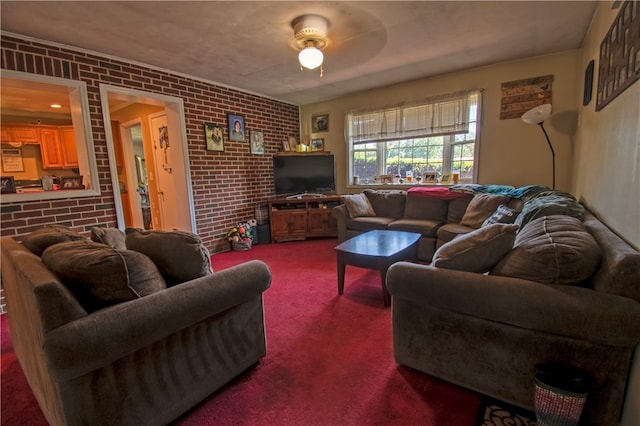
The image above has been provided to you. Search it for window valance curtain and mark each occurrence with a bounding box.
[346,89,480,143]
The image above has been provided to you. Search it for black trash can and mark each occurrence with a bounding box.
[534,363,590,426]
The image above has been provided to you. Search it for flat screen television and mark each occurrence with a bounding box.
[273,154,336,196]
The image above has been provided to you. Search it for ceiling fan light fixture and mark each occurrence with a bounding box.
[298,42,324,70]
[291,14,329,76]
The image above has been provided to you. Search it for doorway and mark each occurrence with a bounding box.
[100,84,196,233]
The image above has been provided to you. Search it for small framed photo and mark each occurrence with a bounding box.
[227,113,246,142]
[311,138,324,151]
[380,174,393,184]
[440,173,451,184]
[282,139,291,151]
[250,130,265,155]
[311,113,329,132]
[203,122,224,152]
[1,176,16,194]
[61,176,83,189]
[423,172,437,183]
[287,135,298,150]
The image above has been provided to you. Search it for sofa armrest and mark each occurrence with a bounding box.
[332,204,349,242]
[387,262,640,347]
[45,260,272,381]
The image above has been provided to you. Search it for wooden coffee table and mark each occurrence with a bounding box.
[334,230,421,306]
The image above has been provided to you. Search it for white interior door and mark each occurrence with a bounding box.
[149,113,180,230]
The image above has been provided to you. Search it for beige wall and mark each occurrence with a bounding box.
[573,2,639,251]
[301,14,638,250]
[301,50,581,195]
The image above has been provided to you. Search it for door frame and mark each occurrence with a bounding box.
[99,84,197,233]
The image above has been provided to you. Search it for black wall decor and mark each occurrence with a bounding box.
[596,0,640,111]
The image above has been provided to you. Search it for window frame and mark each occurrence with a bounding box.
[0,70,100,203]
[346,90,481,186]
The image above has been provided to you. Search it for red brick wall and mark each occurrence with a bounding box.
[1,34,299,253]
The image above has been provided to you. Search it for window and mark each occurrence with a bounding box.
[0,70,99,203]
[347,90,481,185]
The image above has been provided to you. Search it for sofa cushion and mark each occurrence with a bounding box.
[515,190,585,228]
[460,194,511,228]
[342,193,376,218]
[446,196,473,224]
[432,223,518,273]
[436,223,475,246]
[482,204,520,227]
[22,225,87,256]
[388,218,441,237]
[90,226,126,249]
[346,216,395,232]
[491,215,601,285]
[363,189,406,219]
[41,240,167,312]
[125,228,213,286]
[403,196,448,222]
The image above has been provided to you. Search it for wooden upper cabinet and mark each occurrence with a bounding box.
[1,125,40,144]
[11,127,40,143]
[1,128,11,143]
[59,126,78,167]
[39,127,64,168]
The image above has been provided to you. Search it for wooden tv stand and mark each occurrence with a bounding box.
[268,195,342,242]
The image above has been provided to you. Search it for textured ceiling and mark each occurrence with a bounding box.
[1,1,598,106]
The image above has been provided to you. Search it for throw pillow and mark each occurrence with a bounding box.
[125,228,213,286]
[342,193,376,218]
[432,223,519,273]
[22,225,87,256]
[491,215,601,285]
[42,240,167,312]
[460,193,511,229]
[90,226,126,250]
[482,204,520,227]
[515,190,585,228]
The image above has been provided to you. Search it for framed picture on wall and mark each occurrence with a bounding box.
[311,113,329,132]
[227,113,246,141]
[311,138,324,151]
[250,130,265,155]
[203,122,224,151]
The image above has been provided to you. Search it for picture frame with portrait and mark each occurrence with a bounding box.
[250,130,265,155]
[61,176,83,190]
[311,138,324,151]
[311,113,329,132]
[440,173,451,184]
[282,139,291,151]
[423,173,438,183]
[1,176,16,194]
[203,122,224,152]
[227,113,246,141]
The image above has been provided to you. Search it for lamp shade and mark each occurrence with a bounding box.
[298,46,324,70]
[522,104,552,125]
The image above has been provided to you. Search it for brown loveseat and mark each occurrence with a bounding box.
[386,207,640,425]
[1,226,272,426]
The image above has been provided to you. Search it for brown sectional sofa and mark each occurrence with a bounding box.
[332,187,522,262]
[1,226,272,426]
[335,186,640,424]
[332,186,639,425]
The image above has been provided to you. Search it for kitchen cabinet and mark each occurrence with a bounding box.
[1,126,40,144]
[39,127,64,168]
[59,126,78,167]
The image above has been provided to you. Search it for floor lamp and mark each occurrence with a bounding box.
[521,104,555,189]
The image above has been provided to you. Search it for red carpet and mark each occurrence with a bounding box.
[1,238,482,425]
